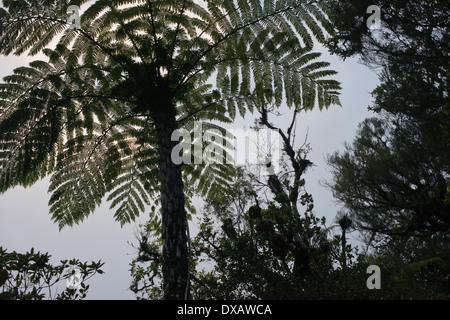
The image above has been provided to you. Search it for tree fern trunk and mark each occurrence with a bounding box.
[153,104,189,300]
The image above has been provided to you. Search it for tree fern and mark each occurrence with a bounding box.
[0,0,341,299]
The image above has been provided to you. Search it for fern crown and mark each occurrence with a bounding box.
[0,0,341,227]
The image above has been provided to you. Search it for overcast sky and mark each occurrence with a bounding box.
[0,10,380,299]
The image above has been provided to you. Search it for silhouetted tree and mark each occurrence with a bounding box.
[326,0,450,298]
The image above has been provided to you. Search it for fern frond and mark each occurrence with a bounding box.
[105,126,160,226]
[48,131,107,228]
[0,0,89,56]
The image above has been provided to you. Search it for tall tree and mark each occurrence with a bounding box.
[325,1,449,291]
[326,0,449,237]
[0,0,341,299]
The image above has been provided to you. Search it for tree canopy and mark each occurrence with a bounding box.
[325,0,450,298]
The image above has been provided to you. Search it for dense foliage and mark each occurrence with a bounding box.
[0,247,103,300]
[131,165,449,299]
[325,0,450,298]
[130,108,449,299]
